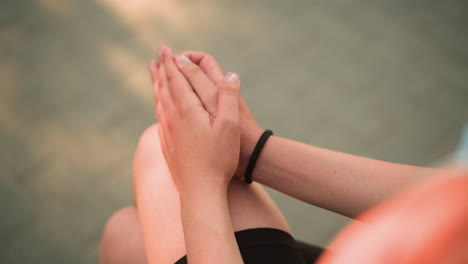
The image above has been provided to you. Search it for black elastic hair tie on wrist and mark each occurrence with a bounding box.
[244,129,274,184]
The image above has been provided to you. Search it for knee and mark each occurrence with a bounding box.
[100,206,146,264]
[135,124,160,157]
[101,206,138,244]
[133,124,164,182]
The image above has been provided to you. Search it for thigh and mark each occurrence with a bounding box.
[133,124,292,263]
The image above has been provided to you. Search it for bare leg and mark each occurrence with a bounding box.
[99,206,147,264]
[100,124,291,264]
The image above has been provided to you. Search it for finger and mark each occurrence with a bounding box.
[154,63,171,147]
[173,53,219,116]
[180,50,224,85]
[156,99,167,135]
[156,122,172,169]
[149,59,159,102]
[216,72,240,129]
[160,46,203,116]
[181,51,252,115]
[156,102,172,154]
[149,59,158,83]
[157,53,176,119]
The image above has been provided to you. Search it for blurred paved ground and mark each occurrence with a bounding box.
[1,0,467,263]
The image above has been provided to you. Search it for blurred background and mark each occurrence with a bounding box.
[1,0,467,263]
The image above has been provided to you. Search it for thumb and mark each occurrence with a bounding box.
[216,72,240,128]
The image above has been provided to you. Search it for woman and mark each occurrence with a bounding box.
[99,45,468,264]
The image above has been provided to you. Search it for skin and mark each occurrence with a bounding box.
[154,47,442,218]
[318,170,468,264]
[99,125,291,264]
[154,45,244,264]
[101,46,468,263]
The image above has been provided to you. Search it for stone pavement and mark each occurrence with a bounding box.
[1,0,467,262]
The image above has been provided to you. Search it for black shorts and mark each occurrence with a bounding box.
[174,228,324,264]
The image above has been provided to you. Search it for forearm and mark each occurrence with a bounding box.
[252,136,442,218]
[179,185,243,264]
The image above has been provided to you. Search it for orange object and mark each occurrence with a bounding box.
[319,171,468,264]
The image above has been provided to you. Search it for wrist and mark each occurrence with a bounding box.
[178,173,229,201]
[236,125,264,178]
[179,186,228,207]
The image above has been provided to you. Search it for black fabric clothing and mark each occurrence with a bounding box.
[174,228,324,264]
[295,240,326,264]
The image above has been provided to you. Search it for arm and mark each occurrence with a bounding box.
[177,50,444,218]
[180,189,241,264]
[248,135,441,217]
[151,45,243,264]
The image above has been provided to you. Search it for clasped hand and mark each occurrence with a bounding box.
[149,45,248,196]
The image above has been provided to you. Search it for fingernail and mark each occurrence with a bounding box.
[225,72,239,84]
[174,53,191,67]
[149,59,156,73]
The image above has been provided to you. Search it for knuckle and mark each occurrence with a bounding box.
[205,93,218,115]
[186,64,201,76]
[177,104,189,117]
[220,114,238,127]
[167,73,174,84]
[179,103,199,119]
[221,83,239,96]
[165,118,174,132]
[205,54,215,62]
[208,91,218,104]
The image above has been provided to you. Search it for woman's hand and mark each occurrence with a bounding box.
[172,50,264,178]
[152,45,241,196]
[150,45,245,264]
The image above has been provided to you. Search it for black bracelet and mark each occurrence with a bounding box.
[244,129,274,184]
